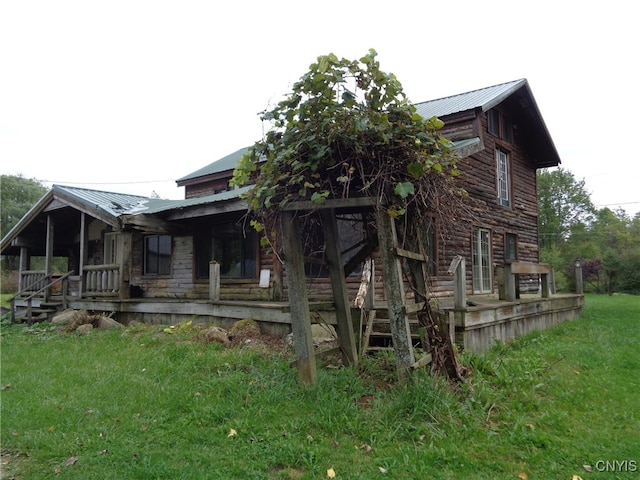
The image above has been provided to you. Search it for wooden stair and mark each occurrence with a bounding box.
[358,305,425,351]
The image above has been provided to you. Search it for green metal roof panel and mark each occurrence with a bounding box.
[176,146,250,183]
[140,185,252,214]
[53,185,151,218]
[52,184,251,217]
[414,79,527,119]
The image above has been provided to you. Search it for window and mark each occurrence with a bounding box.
[505,233,518,262]
[144,235,171,275]
[303,214,365,278]
[496,147,511,207]
[195,223,257,279]
[488,109,513,142]
[472,227,492,293]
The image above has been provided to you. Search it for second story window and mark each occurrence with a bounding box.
[488,109,513,143]
[496,147,511,207]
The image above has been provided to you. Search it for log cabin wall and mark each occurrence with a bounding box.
[129,231,273,301]
[184,178,230,199]
[428,103,541,296]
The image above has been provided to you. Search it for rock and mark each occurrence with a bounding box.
[96,316,124,329]
[201,326,230,345]
[52,309,85,325]
[75,324,94,335]
[229,319,260,338]
[311,324,337,344]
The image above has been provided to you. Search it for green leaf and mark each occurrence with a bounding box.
[394,182,415,199]
[407,162,424,179]
[311,191,329,204]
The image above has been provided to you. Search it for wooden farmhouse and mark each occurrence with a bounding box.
[1,79,583,352]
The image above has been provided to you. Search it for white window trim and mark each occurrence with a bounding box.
[496,148,510,207]
[472,227,492,293]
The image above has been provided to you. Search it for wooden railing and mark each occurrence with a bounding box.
[11,271,74,324]
[83,264,121,296]
[19,270,48,294]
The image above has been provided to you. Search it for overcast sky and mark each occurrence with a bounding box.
[1,0,638,216]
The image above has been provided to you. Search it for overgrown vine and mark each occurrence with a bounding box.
[230,49,469,251]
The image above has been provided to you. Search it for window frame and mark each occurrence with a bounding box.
[144,234,172,276]
[496,147,511,207]
[504,232,518,263]
[194,222,258,280]
[472,227,492,293]
[488,108,513,143]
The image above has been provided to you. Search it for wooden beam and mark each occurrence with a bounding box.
[282,196,378,211]
[320,208,357,367]
[374,208,415,381]
[44,215,54,302]
[281,211,317,386]
[509,261,551,275]
[395,247,425,262]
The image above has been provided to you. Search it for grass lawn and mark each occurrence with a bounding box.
[1,294,638,479]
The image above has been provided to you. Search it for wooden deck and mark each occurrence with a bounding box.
[66,293,585,353]
[437,293,584,352]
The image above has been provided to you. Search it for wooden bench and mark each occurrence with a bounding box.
[498,261,553,301]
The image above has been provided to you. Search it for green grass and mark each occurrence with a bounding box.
[1,294,639,479]
[1,293,13,310]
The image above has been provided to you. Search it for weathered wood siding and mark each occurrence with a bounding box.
[427,105,541,296]
[129,233,274,301]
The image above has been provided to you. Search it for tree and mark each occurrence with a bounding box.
[537,168,595,249]
[1,175,48,240]
[590,208,639,294]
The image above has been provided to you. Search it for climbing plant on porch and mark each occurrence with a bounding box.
[231,49,467,382]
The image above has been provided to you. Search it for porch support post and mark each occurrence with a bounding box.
[119,231,132,299]
[79,213,87,297]
[454,258,466,309]
[281,210,316,386]
[44,214,54,302]
[18,247,28,292]
[209,262,220,301]
[503,264,517,302]
[575,263,583,295]
[320,208,357,367]
[375,208,415,382]
[541,273,550,298]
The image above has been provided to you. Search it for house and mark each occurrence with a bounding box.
[1,79,583,350]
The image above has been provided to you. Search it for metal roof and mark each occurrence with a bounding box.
[414,79,527,119]
[53,185,152,218]
[53,184,251,217]
[176,146,250,184]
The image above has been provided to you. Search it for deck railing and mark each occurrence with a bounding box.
[83,264,121,296]
[19,270,48,294]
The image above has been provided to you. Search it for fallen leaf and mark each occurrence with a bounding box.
[48,426,55,432]
[306,434,314,443]
[1,383,12,391]
[572,476,583,480]
[525,423,535,430]
[583,465,592,472]
[518,472,528,480]
[227,428,237,438]
[358,443,372,453]
[327,468,336,478]
[379,466,388,474]
[65,456,78,467]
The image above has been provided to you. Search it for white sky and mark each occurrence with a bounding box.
[1,0,638,216]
